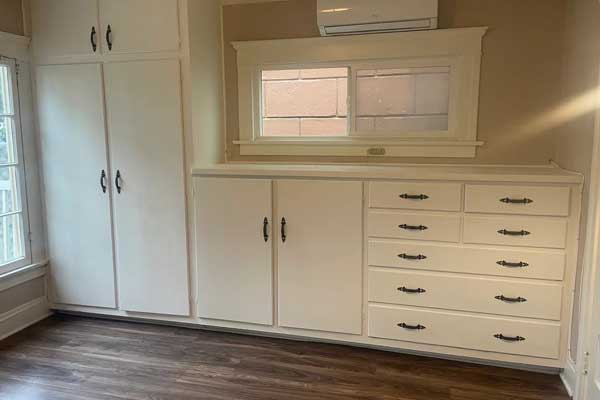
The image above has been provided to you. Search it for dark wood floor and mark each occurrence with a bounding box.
[0,315,569,400]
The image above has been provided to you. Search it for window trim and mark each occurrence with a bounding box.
[233,27,487,158]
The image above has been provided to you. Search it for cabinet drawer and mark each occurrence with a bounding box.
[369,269,563,320]
[463,215,567,249]
[368,241,566,280]
[465,185,570,216]
[368,305,560,359]
[368,211,460,243]
[370,182,462,211]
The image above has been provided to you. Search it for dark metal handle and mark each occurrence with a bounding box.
[90,26,97,52]
[494,334,526,342]
[399,224,428,231]
[398,323,426,330]
[399,194,429,200]
[500,197,533,205]
[495,295,527,303]
[263,218,269,242]
[106,25,113,51]
[115,170,122,194]
[498,229,530,236]
[398,287,426,294]
[398,253,427,261]
[100,170,107,193]
[281,218,287,243]
[497,260,529,268]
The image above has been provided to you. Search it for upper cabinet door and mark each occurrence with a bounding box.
[99,0,180,54]
[277,180,363,335]
[30,0,100,59]
[104,59,189,316]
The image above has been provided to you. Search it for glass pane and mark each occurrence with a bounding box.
[261,68,348,137]
[0,213,23,266]
[0,117,17,164]
[0,64,13,115]
[0,167,21,215]
[356,66,450,135]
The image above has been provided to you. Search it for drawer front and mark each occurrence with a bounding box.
[368,305,560,359]
[370,182,463,211]
[465,185,570,216]
[368,241,566,280]
[369,269,563,320]
[368,211,461,243]
[463,215,567,249]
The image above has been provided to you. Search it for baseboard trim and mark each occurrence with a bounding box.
[0,297,52,341]
[560,357,577,398]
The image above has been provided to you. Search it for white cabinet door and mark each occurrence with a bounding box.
[104,59,189,316]
[277,180,363,334]
[30,0,100,58]
[99,0,180,54]
[36,64,116,308]
[195,178,273,325]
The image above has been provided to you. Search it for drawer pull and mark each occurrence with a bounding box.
[398,253,427,261]
[497,260,529,268]
[399,224,428,231]
[494,334,526,342]
[500,197,533,205]
[281,218,287,243]
[398,287,427,294]
[263,217,269,242]
[398,323,426,330]
[495,295,527,303]
[399,194,429,200]
[497,229,530,236]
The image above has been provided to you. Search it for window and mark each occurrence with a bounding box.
[0,57,30,273]
[235,27,487,157]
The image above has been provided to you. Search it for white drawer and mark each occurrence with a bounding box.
[370,182,462,211]
[463,215,568,249]
[368,211,461,243]
[369,269,563,320]
[368,240,566,281]
[465,185,570,216]
[368,304,560,359]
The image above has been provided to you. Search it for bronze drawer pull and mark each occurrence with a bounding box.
[498,229,530,236]
[398,323,426,330]
[495,295,527,303]
[500,197,533,204]
[399,194,429,200]
[399,224,428,231]
[398,253,427,261]
[497,260,529,268]
[494,334,526,342]
[398,287,426,294]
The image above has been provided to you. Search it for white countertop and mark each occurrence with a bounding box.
[191,163,584,184]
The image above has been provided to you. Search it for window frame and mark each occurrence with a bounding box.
[0,56,32,274]
[234,27,487,158]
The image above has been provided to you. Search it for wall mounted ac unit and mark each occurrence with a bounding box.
[317,0,438,36]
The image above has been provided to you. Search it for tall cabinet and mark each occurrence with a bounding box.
[34,1,190,316]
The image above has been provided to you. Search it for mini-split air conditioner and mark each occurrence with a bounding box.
[317,0,439,36]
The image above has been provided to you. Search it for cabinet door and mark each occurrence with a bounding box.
[277,180,363,334]
[104,59,189,316]
[195,178,273,325]
[99,0,180,54]
[36,64,115,308]
[30,0,100,58]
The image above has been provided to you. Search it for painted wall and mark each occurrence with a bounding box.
[222,0,567,164]
[0,0,23,36]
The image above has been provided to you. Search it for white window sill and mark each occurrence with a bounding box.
[0,260,48,292]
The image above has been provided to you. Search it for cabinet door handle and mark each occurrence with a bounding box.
[497,260,529,268]
[397,323,426,330]
[398,253,427,261]
[90,26,97,52]
[106,24,113,51]
[494,334,526,342]
[100,170,107,193]
[115,170,122,194]
[398,287,426,294]
[263,218,269,242]
[495,295,527,303]
[399,224,428,231]
[281,218,287,243]
[500,197,533,204]
[399,194,429,200]
[497,229,530,236]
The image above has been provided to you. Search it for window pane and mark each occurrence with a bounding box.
[0,213,24,266]
[356,67,449,135]
[0,117,17,164]
[0,167,21,215]
[261,68,348,137]
[0,65,13,115]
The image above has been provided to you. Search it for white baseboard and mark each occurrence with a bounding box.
[0,297,52,341]
[561,357,577,398]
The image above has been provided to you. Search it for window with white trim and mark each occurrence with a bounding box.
[0,57,30,273]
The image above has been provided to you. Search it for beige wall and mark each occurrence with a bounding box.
[0,0,23,36]
[222,0,567,164]
[0,277,45,315]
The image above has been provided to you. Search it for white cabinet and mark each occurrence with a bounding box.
[277,180,363,335]
[195,178,273,325]
[36,63,116,308]
[105,59,188,316]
